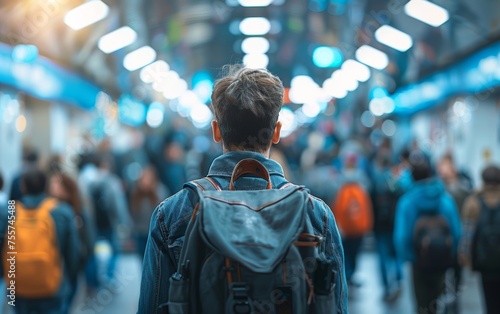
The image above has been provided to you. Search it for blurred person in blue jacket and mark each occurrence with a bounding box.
[0,169,80,314]
[394,152,461,314]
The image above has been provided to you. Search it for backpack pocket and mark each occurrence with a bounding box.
[168,276,190,314]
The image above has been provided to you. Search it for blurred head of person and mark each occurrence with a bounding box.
[482,165,500,186]
[47,154,64,175]
[96,153,113,173]
[410,152,433,182]
[210,65,283,156]
[138,166,158,192]
[21,169,47,196]
[438,153,458,183]
[131,166,159,211]
[49,172,81,214]
[376,149,393,169]
[345,153,358,169]
[23,148,39,164]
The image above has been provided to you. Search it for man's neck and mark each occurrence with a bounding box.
[222,146,270,158]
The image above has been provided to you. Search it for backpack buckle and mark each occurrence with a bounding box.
[228,283,253,314]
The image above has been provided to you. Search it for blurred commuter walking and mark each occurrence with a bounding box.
[129,166,168,259]
[85,154,131,292]
[370,150,403,301]
[48,171,95,308]
[334,153,373,287]
[460,165,500,314]
[437,153,471,313]
[394,153,461,314]
[0,169,80,314]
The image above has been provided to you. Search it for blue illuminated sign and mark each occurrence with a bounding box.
[0,42,101,110]
[391,41,500,116]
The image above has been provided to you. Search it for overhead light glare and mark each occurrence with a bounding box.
[98,26,137,54]
[123,46,156,71]
[64,1,109,30]
[243,53,269,69]
[241,37,270,54]
[404,0,449,27]
[355,45,389,70]
[140,60,170,84]
[238,0,273,7]
[375,25,413,52]
[239,17,271,36]
[341,59,371,82]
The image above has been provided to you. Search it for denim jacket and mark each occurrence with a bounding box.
[138,151,348,313]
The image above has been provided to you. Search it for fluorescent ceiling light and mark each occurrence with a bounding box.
[238,0,273,7]
[330,70,358,92]
[243,53,269,69]
[322,78,348,99]
[123,46,157,71]
[64,1,109,30]
[404,0,449,27]
[239,17,271,36]
[355,45,389,70]
[98,27,137,54]
[241,37,270,54]
[341,59,371,82]
[140,60,170,84]
[375,25,413,52]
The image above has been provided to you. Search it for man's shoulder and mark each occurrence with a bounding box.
[50,201,75,221]
[153,187,197,229]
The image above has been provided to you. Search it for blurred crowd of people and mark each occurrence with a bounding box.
[0,128,498,314]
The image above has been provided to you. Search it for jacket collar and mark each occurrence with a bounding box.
[207,151,285,178]
[20,193,47,208]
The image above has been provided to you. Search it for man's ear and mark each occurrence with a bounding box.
[211,120,222,143]
[272,121,282,144]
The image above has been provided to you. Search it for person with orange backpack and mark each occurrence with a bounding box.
[0,169,80,314]
[332,153,373,287]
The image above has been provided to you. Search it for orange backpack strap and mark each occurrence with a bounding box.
[37,197,58,214]
[16,198,58,219]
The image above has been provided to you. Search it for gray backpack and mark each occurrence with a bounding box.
[167,159,337,314]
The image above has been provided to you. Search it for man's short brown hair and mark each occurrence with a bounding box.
[210,65,283,152]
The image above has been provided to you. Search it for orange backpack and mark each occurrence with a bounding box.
[331,183,373,237]
[2,198,63,298]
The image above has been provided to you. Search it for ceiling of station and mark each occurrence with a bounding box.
[1,0,499,103]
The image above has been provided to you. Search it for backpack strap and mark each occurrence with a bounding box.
[184,177,222,192]
[476,194,500,222]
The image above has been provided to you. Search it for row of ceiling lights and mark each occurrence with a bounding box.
[62,0,216,129]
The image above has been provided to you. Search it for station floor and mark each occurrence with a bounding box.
[2,250,486,314]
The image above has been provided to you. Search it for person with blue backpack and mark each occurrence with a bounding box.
[393,152,461,314]
[138,65,348,314]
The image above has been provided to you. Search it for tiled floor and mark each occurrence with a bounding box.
[2,251,486,314]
